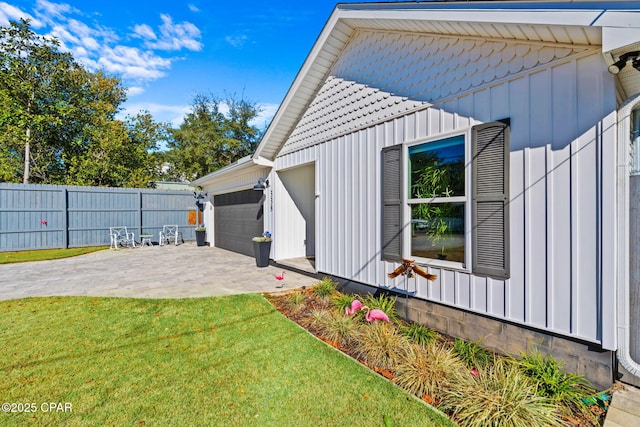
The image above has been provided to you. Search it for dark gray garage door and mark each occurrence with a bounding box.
[214,189,264,256]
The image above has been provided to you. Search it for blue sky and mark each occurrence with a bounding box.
[0,0,349,129]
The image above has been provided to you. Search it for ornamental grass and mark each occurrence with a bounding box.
[393,342,464,402]
[355,322,409,371]
[442,358,564,427]
[310,309,359,348]
[267,283,607,427]
[517,350,597,421]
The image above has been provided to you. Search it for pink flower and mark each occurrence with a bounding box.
[470,368,479,378]
[40,219,48,226]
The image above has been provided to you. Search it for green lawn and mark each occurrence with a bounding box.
[0,247,108,264]
[0,295,452,426]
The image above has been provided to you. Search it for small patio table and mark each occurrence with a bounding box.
[140,234,153,247]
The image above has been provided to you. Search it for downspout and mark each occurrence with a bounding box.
[616,92,640,378]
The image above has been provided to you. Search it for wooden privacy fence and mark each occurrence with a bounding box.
[0,183,200,251]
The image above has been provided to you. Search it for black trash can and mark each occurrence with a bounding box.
[195,230,206,246]
[253,241,271,267]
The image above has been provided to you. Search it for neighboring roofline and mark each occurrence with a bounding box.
[191,155,273,187]
[251,1,640,162]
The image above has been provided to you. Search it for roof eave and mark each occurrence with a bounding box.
[191,155,273,187]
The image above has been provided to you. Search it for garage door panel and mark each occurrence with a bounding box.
[214,190,264,257]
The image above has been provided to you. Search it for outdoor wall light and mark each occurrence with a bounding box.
[193,191,207,212]
[253,178,269,191]
[608,51,640,74]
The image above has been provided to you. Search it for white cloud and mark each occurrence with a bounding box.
[36,0,71,17]
[67,19,101,49]
[188,4,200,13]
[119,102,191,128]
[251,103,279,129]
[126,86,145,97]
[6,1,202,90]
[0,2,43,27]
[132,23,157,41]
[225,34,248,48]
[97,45,171,81]
[49,23,79,45]
[143,14,202,51]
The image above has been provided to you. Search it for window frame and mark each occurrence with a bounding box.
[403,130,472,271]
[381,120,510,278]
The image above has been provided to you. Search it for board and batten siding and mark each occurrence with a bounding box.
[275,51,616,347]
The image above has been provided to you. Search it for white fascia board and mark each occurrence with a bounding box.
[254,156,274,167]
[191,155,263,187]
[335,8,603,27]
[598,11,640,51]
[592,10,640,29]
[603,27,640,52]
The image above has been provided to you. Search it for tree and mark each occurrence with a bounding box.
[123,111,169,188]
[66,111,167,188]
[0,19,156,187]
[164,93,262,180]
[0,19,81,183]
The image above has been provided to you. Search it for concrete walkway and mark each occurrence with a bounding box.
[604,384,640,427]
[0,243,319,301]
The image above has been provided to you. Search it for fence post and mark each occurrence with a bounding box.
[138,191,143,241]
[62,188,69,249]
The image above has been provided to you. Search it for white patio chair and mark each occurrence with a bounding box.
[159,225,183,246]
[109,226,136,249]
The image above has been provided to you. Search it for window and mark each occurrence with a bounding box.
[408,135,466,263]
[381,119,510,278]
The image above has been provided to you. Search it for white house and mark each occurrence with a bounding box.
[193,0,640,389]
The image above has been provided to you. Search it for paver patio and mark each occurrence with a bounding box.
[0,243,318,301]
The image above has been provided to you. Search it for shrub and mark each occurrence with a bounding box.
[331,293,356,313]
[286,291,306,312]
[443,358,563,427]
[399,323,438,347]
[452,338,493,369]
[517,350,596,419]
[393,342,464,400]
[312,277,338,299]
[362,293,399,323]
[310,308,331,326]
[313,310,359,347]
[355,322,409,370]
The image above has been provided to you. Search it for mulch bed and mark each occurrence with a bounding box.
[265,288,610,426]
